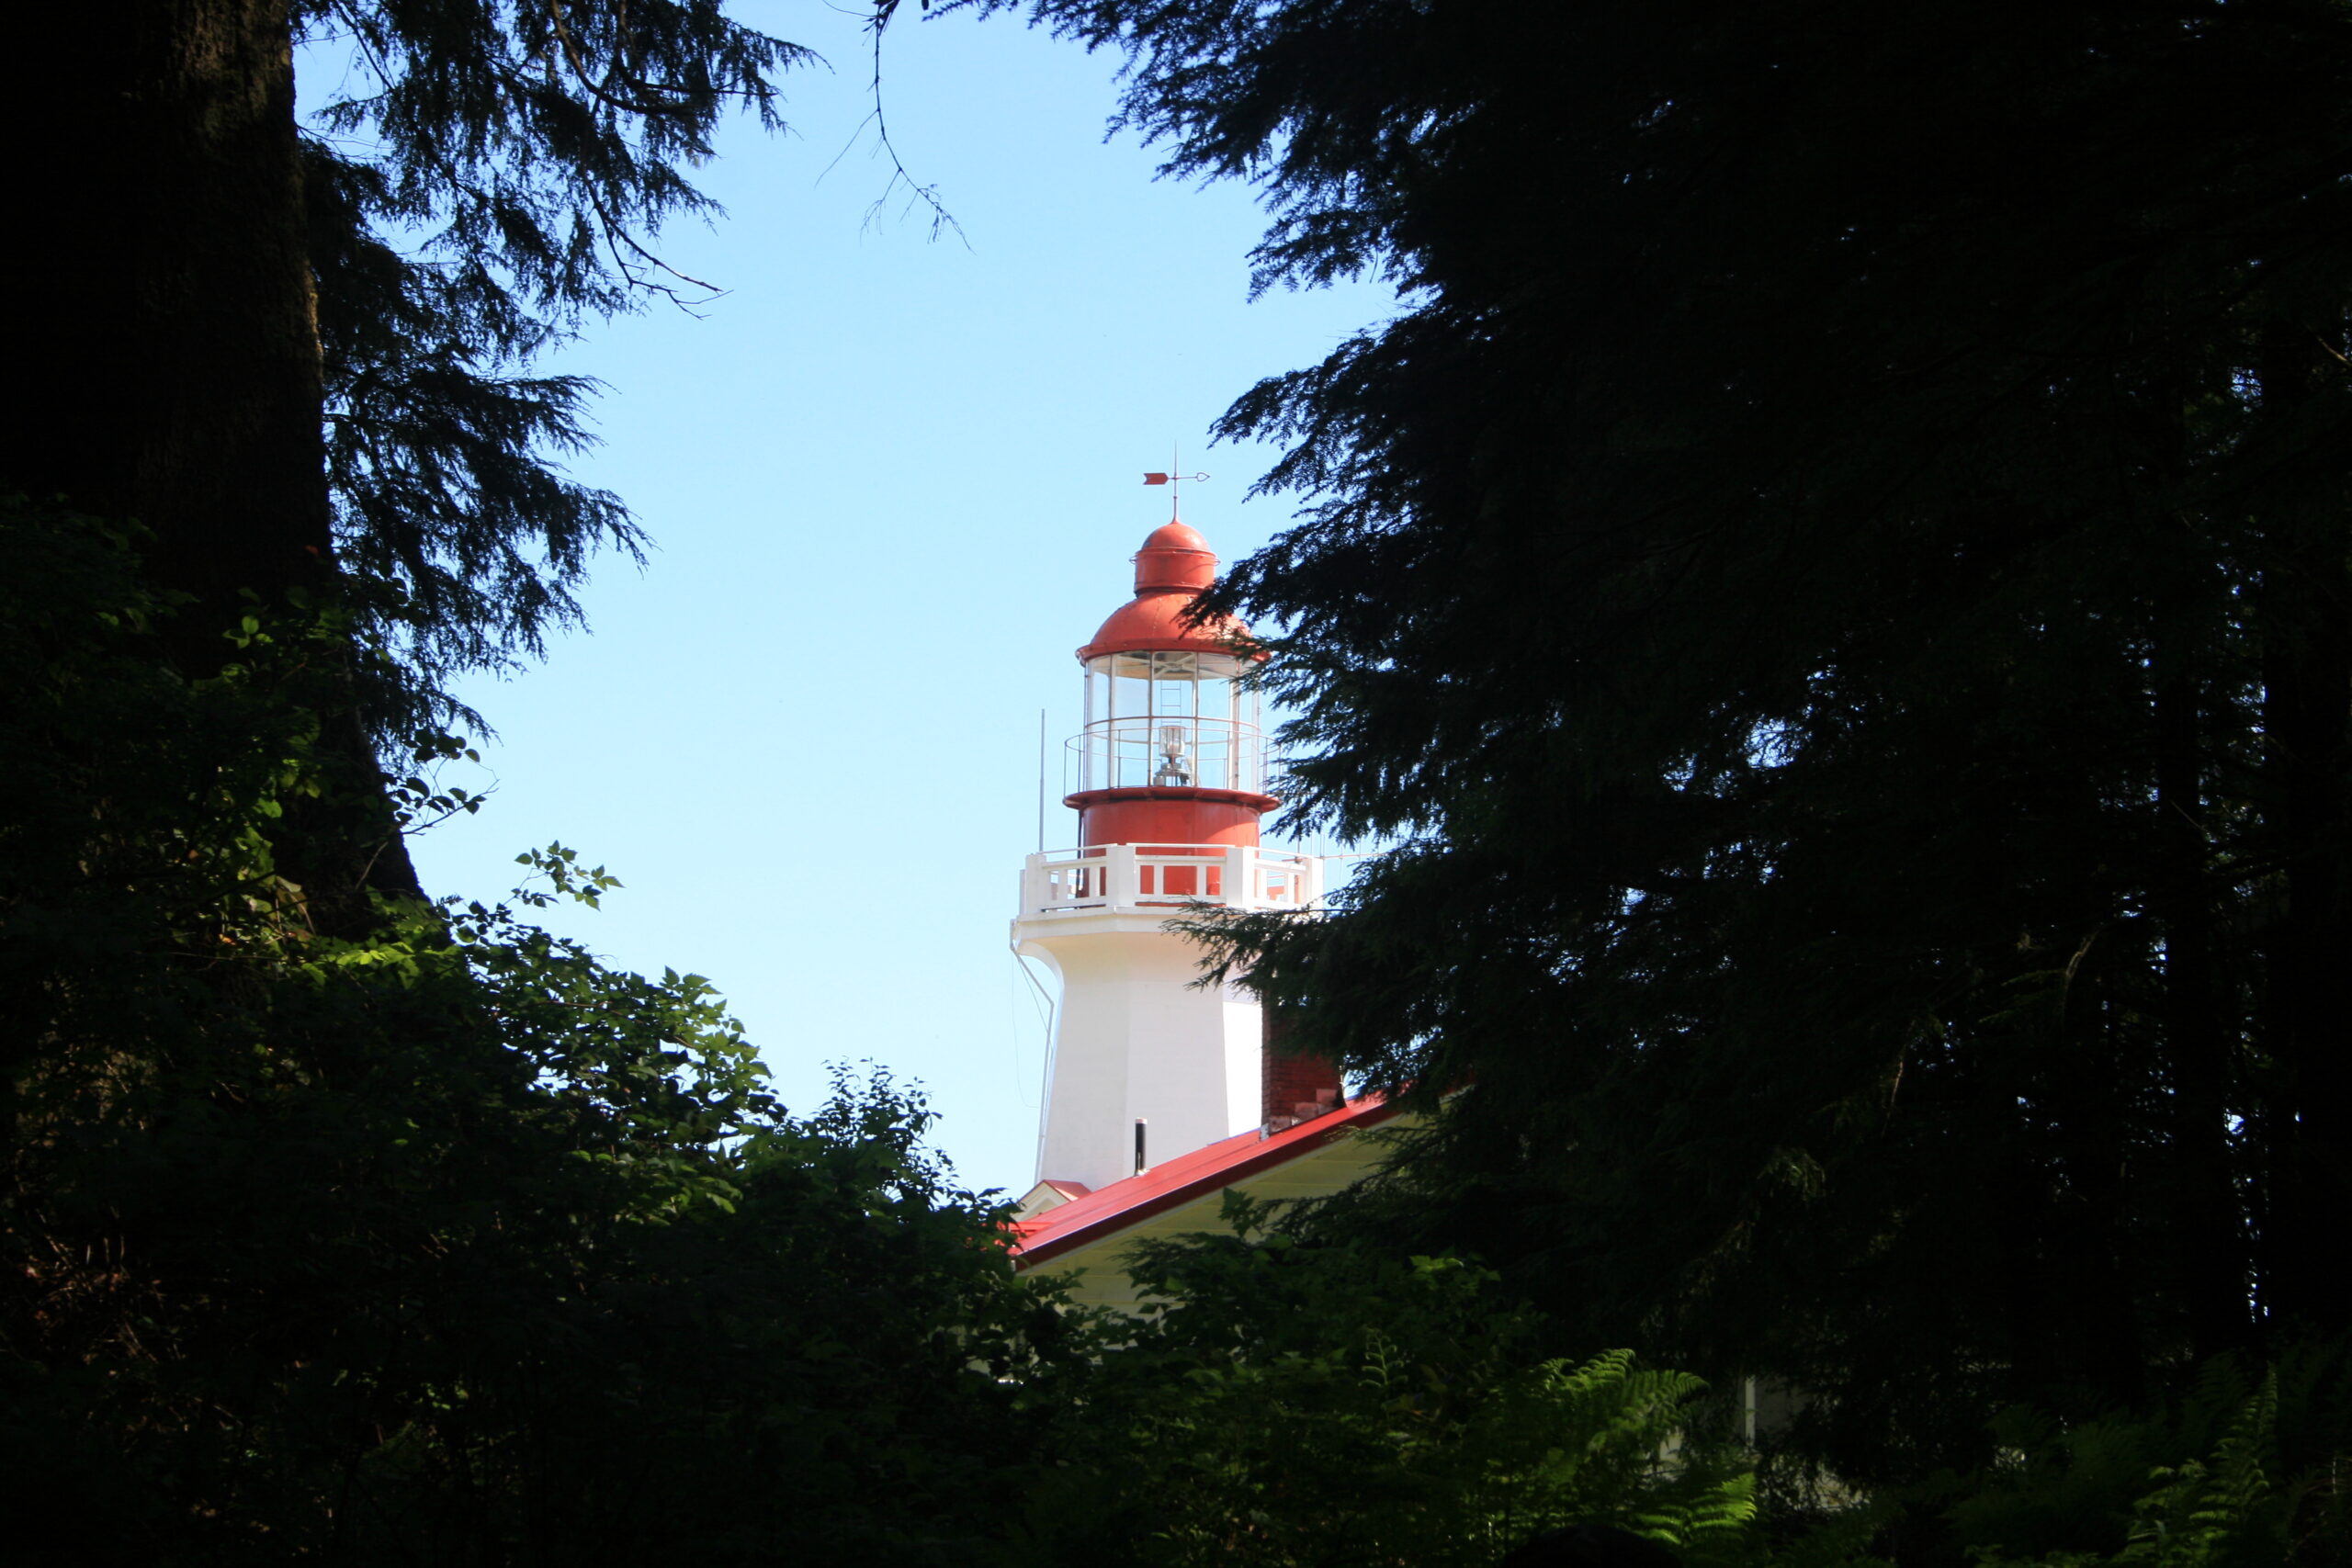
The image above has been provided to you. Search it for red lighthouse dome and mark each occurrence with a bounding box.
[1067,522,1276,850]
[1078,522,1253,660]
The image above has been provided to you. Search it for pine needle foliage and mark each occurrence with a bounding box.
[989,0,2352,1493]
[295,0,813,725]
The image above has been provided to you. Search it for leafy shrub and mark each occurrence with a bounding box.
[1054,1195,1761,1567]
[0,499,1077,1563]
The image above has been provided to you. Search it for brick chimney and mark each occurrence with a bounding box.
[1261,1010,1346,1131]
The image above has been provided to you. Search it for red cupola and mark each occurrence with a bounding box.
[1068,522,1276,850]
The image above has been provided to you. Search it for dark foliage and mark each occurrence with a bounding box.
[993,0,2352,1499]
[296,0,811,728]
[1050,1195,1757,1568]
[0,500,1079,1564]
[5,0,823,928]
[308,141,639,729]
[2,7,1118,1557]
[12,1,799,733]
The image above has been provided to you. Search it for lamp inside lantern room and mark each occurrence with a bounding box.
[1154,726,1191,786]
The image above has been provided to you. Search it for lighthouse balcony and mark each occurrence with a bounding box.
[1019,843,1324,920]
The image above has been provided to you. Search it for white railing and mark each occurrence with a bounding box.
[1020,844,1326,919]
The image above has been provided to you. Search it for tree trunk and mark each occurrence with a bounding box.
[6,0,418,919]
[2144,338,2250,1358]
[11,0,330,604]
[2252,325,2352,1333]
[2153,646,2248,1358]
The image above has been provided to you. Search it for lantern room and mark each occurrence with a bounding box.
[1067,521,1277,850]
[1076,649,1263,795]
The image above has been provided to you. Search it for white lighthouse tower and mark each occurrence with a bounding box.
[1014,517,1325,1194]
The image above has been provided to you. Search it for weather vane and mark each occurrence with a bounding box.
[1142,445,1210,522]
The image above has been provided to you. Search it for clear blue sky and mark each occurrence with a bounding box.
[317,3,1392,1197]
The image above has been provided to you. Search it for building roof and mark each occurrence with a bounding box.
[1010,1091,1403,1270]
[1011,1179,1093,1216]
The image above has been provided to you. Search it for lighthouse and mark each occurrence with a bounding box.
[1013,517,1326,1194]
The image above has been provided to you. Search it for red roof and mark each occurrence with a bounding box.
[1076,521,1266,662]
[1077,592,1255,662]
[1133,521,1216,592]
[1010,1092,1402,1269]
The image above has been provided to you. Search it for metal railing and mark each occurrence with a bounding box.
[1020,843,1325,918]
[1069,716,1267,795]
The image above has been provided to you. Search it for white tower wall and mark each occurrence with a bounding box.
[1012,845,1320,1191]
[1018,915,1262,1192]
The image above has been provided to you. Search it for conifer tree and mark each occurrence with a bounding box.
[4,0,803,920]
[995,0,2352,1484]
[2,10,1109,1556]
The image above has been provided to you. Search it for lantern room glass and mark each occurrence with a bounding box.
[1078,649,1263,794]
